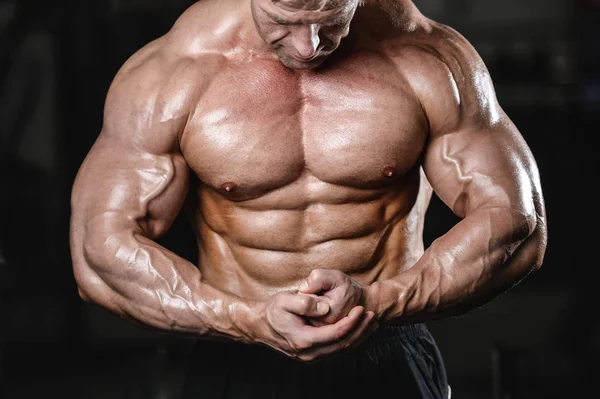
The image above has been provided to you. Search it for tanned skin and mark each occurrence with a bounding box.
[70,0,547,363]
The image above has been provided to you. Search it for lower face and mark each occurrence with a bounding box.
[272,45,331,70]
[251,0,357,70]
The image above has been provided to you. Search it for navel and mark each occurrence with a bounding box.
[220,181,238,193]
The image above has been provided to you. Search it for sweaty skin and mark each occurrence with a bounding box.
[70,0,547,362]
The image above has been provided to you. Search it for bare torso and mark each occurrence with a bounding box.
[71,0,546,351]
[167,0,435,300]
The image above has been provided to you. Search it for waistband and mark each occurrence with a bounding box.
[363,323,429,347]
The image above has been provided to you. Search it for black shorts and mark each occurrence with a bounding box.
[182,324,449,399]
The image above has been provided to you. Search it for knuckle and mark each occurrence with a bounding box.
[297,339,311,351]
[288,340,300,352]
[298,296,311,310]
[290,339,308,352]
[311,269,325,279]
[298,354,315,364]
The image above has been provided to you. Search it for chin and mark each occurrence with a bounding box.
[277,52,328,70]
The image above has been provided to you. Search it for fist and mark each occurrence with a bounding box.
[298,269,365,326]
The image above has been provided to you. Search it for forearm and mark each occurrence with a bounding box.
[75,226,258,343]
[366,206,546,324]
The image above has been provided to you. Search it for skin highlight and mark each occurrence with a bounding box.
[70,0,547,363]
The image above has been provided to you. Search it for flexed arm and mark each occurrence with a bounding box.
[70,47,258,340]
[364,27,548,324]
[70,44,369,360]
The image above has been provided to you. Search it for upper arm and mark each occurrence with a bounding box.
[70,45,196,276]
[403,26,545,230]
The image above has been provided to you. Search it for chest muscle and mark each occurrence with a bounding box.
[181,56,427,200]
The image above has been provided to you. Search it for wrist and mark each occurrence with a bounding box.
[364,279,405,322]
[193,281,264,344]
[362,282,380,315]
[226,298,270,345]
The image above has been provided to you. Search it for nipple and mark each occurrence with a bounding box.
[220,182,238,193]
[382,166,397,178]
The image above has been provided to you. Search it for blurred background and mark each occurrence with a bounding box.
[0,0,598,398]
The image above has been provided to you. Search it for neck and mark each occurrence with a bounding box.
[236,0,275,55]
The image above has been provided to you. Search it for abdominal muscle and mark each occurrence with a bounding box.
[190,171,431,301]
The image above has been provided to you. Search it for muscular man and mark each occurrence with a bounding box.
[70,0,547,397]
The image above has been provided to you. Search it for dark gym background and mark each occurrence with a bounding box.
[1,0,598,398]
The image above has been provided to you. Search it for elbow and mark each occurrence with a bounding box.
[73,252,108,306]
[73,261,121,314]
[513,183,547,270]
[73,232,118,306]
[524,197,548,270]
[78,286,93,303]
[517,211,538,242]
[511,208,548,271]
[73,262,104,306]
[71,214,140,310]
[528,214,547,270]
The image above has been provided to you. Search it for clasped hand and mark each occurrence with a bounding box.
[259,269,379,363]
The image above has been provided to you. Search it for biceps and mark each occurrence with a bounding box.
[422,120,538,219]
[72,134,189,240]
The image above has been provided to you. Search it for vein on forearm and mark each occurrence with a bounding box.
[395,205,539,322]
